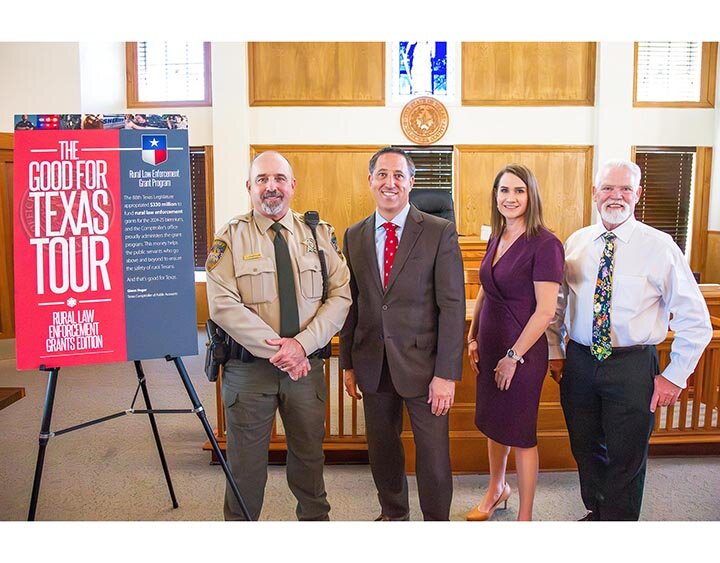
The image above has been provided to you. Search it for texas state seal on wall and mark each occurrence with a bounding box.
[400,96,449,145]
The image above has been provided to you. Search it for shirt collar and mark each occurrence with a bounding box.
[374,203,411,231]
[592,214,637,244]
[253,209,295,235]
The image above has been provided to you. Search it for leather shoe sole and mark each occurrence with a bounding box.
[375,514,410,521]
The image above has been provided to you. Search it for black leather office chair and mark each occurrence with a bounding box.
[409,188,455,223]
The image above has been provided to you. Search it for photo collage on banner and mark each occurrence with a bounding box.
[13,113,197,370]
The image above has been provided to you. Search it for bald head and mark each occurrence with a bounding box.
[246,151,297,220]
[248,151,294,183]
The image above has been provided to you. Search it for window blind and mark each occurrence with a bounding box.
[636,42,702,102]
[635,147,695,253]
[392,145,453,189]
[190,147,209,269]
[136,42,206,103]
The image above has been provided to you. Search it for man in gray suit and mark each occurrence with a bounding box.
[339,147,465,521]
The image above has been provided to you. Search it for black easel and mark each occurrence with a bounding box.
[27,357,251,521]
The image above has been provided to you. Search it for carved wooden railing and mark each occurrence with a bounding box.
[205,308,720,470]
[206,338,368,461]
[268,341,367,452]
[652,325,720,444]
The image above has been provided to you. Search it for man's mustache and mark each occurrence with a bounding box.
[603,201,627,209]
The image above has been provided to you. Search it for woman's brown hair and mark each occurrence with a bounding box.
[490,164,547,239]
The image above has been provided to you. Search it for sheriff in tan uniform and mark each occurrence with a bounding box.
[206,151,351,521]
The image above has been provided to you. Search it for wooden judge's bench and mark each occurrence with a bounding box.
[204,239,720,473]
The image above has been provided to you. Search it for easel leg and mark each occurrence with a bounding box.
[134,360,179,509]
[168,356,253,521]
[28,367,60,521]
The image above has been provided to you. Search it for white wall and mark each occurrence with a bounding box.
[0,43,82,129]
[249,106,596,146]
[211,42,250,227]
[1,40,718,231]
[0,42,214,145]
[78,42,126,112]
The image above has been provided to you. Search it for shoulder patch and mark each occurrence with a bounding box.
[329,227,342,256]
[206,240,228,271]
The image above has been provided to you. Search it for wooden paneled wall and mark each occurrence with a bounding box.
[248,43,385,106]
[196,282,209,328]
[0,133,14,339]
[691,147,713,278]
[250,146,382,242]
[706,231,720,283]
[462,42,597,106]
[454,145,594,243]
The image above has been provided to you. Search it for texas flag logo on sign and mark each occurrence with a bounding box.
[141,134,168,166]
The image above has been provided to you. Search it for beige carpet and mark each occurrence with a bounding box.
[1,334,719,522]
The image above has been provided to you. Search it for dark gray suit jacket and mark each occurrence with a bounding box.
[339,205,465,397]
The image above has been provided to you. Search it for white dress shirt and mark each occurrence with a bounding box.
[547,216,712,388]
[374,203,411,280]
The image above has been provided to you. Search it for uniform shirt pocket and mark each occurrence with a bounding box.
[297,254,323,301]
[235,257,278,304]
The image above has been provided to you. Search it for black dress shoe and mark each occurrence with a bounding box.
[375,514,410,521]
[578,511,596,521]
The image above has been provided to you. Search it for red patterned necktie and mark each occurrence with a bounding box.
[382,222,398,289]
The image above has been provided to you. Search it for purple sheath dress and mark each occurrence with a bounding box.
[475,228,564,448]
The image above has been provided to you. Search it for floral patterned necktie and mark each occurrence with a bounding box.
[591,232,616,361]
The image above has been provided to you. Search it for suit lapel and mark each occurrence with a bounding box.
[360,215,384,295]
[385,206,423,294]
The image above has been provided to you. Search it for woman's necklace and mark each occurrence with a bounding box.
[494,228,524,264]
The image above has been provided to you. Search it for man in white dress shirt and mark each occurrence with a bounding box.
[547,159,712,521]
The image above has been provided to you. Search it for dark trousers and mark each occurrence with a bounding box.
[560,340,657,521]
[362,357,453,521]
[222,359,329,521]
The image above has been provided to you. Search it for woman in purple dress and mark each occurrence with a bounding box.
[465,164,564,521]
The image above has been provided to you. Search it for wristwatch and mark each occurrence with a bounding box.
[506,349,524,364]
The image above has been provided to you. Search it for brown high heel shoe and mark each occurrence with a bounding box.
[466,482,512,521]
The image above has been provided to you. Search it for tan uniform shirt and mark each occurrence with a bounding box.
[206,209,351,359]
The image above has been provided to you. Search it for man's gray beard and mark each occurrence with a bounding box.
[600,203,632,226]
[261,200,284,216]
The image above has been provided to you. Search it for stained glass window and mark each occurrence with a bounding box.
[391,42,456,102]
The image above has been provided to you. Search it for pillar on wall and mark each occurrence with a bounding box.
[592,42,635,223]
[211,42,251,230]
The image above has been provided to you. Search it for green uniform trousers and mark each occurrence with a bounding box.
[222,357,329,521]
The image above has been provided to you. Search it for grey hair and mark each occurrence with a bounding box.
[594,159,642,189]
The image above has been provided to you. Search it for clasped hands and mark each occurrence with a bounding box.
[266,337,310,380]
